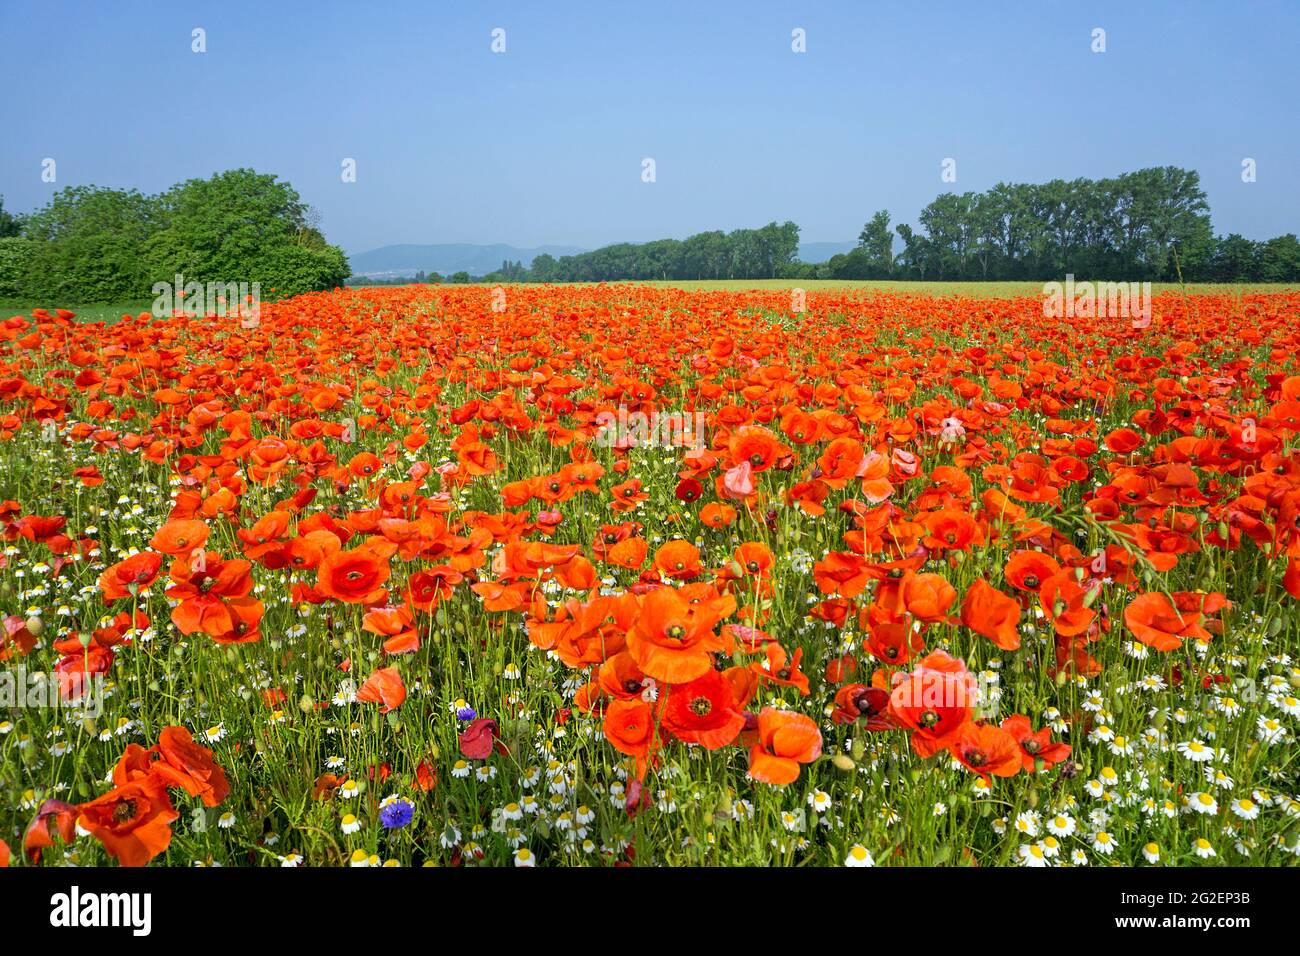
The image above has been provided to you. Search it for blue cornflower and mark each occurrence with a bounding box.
[380,798,415,830]
[456,705,477,722]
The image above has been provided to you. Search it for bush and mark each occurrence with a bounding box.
[0,237,36,297]
[253,245,351,298]
[20,186,158,302]
[12,170,350,304]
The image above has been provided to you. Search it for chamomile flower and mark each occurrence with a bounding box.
[513,847,536,867]
[1257,716,1287,744]
[1013,811,1040,837]
[341,813,361,834]
[1193,838,1216,859]
[1187,792,1218,815]
[1142,842,1161,863]
[1090,831,1117,855]
[1176,739,1214,762]
[844,844,875,867]
[1230,798,1259,820]
[1017,843,1049,867]
[1046,813,1076,837]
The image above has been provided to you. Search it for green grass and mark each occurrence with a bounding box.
[348,280,1300,298]
[0,300,153,324]
[630,279,1300,296]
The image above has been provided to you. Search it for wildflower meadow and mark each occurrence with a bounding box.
[2,283,1298,873]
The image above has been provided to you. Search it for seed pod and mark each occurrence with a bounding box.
[832,753,856,772]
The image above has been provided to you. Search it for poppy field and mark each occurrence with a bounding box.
[2,283,1300,869]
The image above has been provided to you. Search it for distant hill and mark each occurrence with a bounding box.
[797,241,858,263]
[347,243,588,278]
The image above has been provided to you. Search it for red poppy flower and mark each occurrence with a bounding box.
[662,669,745,749]
[747,708,822,785]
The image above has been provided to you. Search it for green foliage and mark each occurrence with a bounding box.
[0,237,36,297]
[0,195,22,238]
[533,221,800,282]
[5,170,349,303]
[251,243,351,298]
[879,167,1300,282]
[20,186,161,302]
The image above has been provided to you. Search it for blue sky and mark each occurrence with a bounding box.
[1,0,1297,253]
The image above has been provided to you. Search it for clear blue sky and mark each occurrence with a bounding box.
[2,0,1297,254]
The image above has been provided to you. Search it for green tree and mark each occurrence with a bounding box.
[1260,234,1300,282]
[0,195,22,238]
[857,210,894,276]
[146,169,348,295]
[21,185,161,302]
[0,237,36,296]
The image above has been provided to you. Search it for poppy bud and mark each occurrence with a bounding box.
[1027,788,1039,809]
[832,754,856,772]
[298,693,315,714]
[25,616,44,637]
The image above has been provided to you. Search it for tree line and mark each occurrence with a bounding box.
[524,222,802,282]
[0,170,350,303]
[4,165,1295,301]
[817,167,1300,282]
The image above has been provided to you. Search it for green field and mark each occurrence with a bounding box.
[0,300,153,324]
[346,279,1300,298]
[621,279,1300,296]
